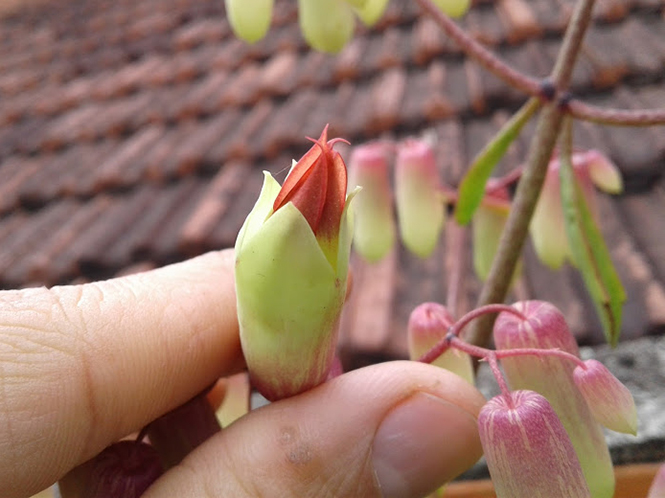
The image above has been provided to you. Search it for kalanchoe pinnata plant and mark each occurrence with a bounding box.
[395,139,445,258]
[573,359,638,435]
[494,301,615,498]
[407,302,474,384]
[235,126,358,401]
[348,141,396,263]
[478,389,591,498]
[529,150,623,269]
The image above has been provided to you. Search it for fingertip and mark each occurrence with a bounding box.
[145,361,484,498]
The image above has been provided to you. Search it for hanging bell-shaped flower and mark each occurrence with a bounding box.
[573,359,637,435]
[407,302,474,384]
[494,301,615,497]
[479,390,591,498]
[225,0,273,43]
[348,141,395,263]
[395,139,445,258]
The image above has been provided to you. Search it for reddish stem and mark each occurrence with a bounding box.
[487,354,513,406]
[415,0,542,98]
[418,304,525,364]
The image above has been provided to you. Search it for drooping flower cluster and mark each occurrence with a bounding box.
[416,300,637,498]
[225,0,472,53]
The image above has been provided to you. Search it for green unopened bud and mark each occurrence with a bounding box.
[348,141,395,263]
[432,0,471,18]
[352,0,390,26]
[235,127,357,401]
[225,0,273,43]
[395,139,445,258]
[298,0,355,54]
[494,301,614,497]
[472,180,521,283]
[407,302,474,384]
[479,390,591,498]
[585,150,623,194]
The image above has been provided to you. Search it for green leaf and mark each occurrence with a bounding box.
[455,98,539,225]
[559,129,626,347]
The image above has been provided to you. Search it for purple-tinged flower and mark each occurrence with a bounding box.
[82,441,163,498]
[529,150,623,269]
[494,301,614,497]
[407,302,474,384]
[348,141,395,262]
[478,390,591,498]
[573,359,637,435]
[395,139,445,258]
[647,463,665,498]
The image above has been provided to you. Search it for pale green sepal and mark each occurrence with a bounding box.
[235,171,280,252]
[433,0,471,18]
[236,202,344,400]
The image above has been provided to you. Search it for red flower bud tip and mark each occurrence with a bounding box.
[647,463,665,498]
[83,441,163,498]
[407,302,474,384]
[479,390,591,498]
[573,359,637,435]
[273,124,349,265]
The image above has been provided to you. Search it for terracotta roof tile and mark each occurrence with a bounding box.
[179,160,249,254]
[333,37,366,82]
[258,49,299,97]
[497,0,542,45]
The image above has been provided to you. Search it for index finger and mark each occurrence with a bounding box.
[0,250,242,498]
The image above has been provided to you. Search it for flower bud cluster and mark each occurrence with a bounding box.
[349,138,446,261]
[416,300,637,497]
[225,0,471,53]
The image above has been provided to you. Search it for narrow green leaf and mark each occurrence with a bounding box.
[559,122,626,346]
[455,98,539,225]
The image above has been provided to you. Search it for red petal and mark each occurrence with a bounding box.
[317,150,347,241]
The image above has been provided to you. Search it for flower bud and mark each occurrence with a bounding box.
[235,126,357,401]
[478,390,591,498]
[395,139,445,258]
[348,142,395,262]
[494,301,614,497]
[82,441,163,498]
[647,463,665,498]
[352,0,390,26]
[530,151,622,269]
[298,0,355,54]
[573,359,637,435]
[407,302,474,384]
[225,0,273,43]
[432,0,471,18]
[472,180,521,283]
[585,150,623,194]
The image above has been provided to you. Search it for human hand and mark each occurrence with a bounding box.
[0,250,485,498]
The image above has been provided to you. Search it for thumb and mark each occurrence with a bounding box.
[144,361,485,498]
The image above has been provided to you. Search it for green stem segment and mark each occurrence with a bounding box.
[466,0,597,350]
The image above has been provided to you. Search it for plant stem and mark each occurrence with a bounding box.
[466,0,597,349]
[415,0,542,97]
[567,99,665,126]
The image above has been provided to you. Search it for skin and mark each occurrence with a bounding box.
[0,250,485,498]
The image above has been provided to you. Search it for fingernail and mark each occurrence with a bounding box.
[372,392,481,498]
